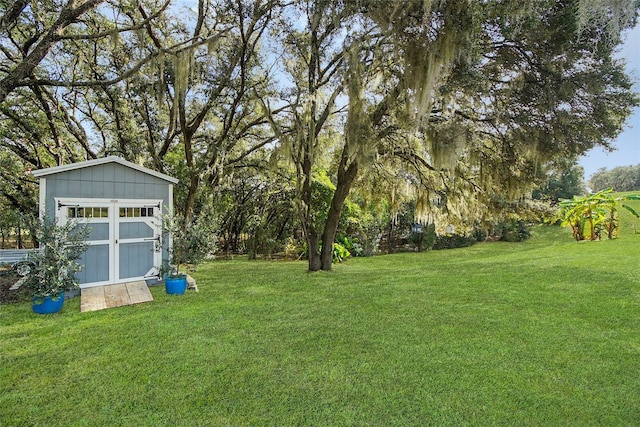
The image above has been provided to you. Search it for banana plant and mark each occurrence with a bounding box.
[558,189,616,241]
[621,194,640,234]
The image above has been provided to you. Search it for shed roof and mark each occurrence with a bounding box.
[32,156,179,184]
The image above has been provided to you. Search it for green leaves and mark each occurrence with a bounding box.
[161,211,218,276]
[21,216,91,297]
[556,188,636,241]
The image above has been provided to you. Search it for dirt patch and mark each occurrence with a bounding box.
[0,269,30,304]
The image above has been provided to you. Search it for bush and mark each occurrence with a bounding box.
[472,226,488,242]
[332,242,351,263]
[408,223,436,252]
[433,234,477,250]
[21,216,90,297]
[494,219,531,242]
[162,212,218,276]
[336,236,363,257]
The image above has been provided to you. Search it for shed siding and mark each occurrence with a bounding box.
[43,163,170,219]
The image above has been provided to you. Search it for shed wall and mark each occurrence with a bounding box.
[43,163,171,219]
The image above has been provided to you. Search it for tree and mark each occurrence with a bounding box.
[0,0,173,216]
[0,0,173,103]
[1,0,279,224]
[533,159,587,203]
[150,0,278,221]
[258,0,353,270]
[265,0,638,271]
[589,165,640,192]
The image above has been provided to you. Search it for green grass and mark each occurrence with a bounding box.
[2,225,640,426]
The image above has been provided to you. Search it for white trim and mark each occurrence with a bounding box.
[38,177,46,219]
[167,184,174,255]
[32,156,179,184]
[55,197,164,288]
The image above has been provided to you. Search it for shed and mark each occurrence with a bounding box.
[32,156,178,288]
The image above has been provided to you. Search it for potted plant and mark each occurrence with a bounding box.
[22,216,90,314]
[160,211,217,295]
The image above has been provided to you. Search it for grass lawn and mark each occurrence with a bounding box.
[1,223,640,425]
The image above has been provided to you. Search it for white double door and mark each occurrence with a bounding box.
[56,198,163,288]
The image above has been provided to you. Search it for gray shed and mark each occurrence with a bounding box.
[32,156,178,288]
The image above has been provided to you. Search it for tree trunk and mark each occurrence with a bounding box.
[319,154,359,270]
[307,232,322,271]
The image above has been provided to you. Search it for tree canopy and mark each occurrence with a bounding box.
[1,0,638,270]
[589,164,640,192]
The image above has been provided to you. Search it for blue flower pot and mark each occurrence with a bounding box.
[32,292,65,314]
[165,275,187,295]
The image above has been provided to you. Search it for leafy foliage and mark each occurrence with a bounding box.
[556,189,638,241]
[21,216,90,297]
[533,160,587,203]
[162,211,218,277]
[589,165,640,192]
[493,219,532,242]
[621,194,640,234]
[332,242,351,264]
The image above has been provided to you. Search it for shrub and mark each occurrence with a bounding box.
[21,216,90,297]
[433,234,477,250]
[472,226,488,242]
[336,236,363,257]
[494,219,531,242]
[162,211,218,276]
[332,242,351,263]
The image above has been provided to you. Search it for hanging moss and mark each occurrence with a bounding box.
[174,48,193,104]
[344,42,375,165]
[576,0,637,46]
[155,54,166,106]
[426,122,468,170]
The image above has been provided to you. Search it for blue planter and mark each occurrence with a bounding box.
[32,292,65,314]
[165,275,187,295]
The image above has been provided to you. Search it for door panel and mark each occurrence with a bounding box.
[77,245,110,284]
[85,223,110,241]
[55,198,162,287]
[115,202,161,281]
[119,242,155,279]
[119,222,154,239]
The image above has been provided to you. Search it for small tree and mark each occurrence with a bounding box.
[22,216,90,297]
[161,212,218,278]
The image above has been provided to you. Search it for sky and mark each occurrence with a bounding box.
[578,23,640,180]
